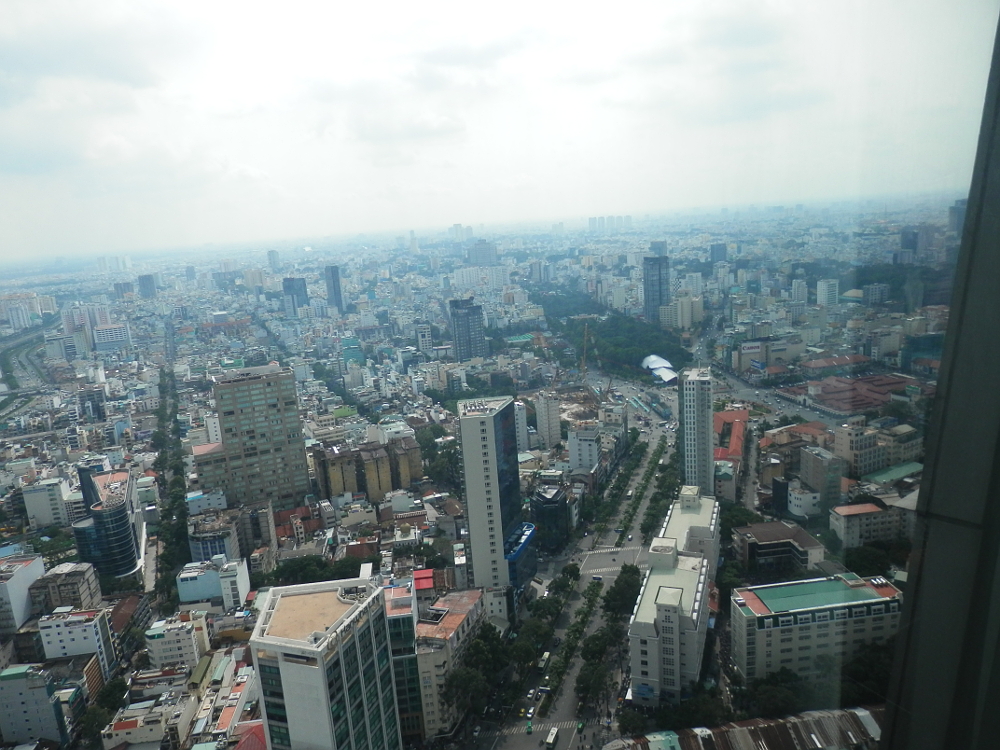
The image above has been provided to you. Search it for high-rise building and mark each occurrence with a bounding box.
[467,239,498,266]
[513,401,529,453]
[815,278,840,307]
[185,265,197,281]
[534,391,562,449]
[791,278,808,302]
[414,322,432,353]
[324,265,344,314]
[682,368,714,494]
[448,297,487,362]
[709,243,728,263]
[643,255,671,323]
[282,277,309,318]
[459,397,536,624]
[799,446,847,506]
[22,478,72,528]
[192,366,311,512]
[250,578,402,750]
[137,274,157,299]
[267,249,280,271]
[72,468,143,578]
[628,486,718,706]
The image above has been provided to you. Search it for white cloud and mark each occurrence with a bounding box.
[0,0,996,256]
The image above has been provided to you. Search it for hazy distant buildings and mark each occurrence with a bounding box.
[816,278,840,307]
[414,322,433,353]
[709,243,728,263]
[448,297,486,362]
[137,274,157,300]
[282,277,309,318]
[267,249,280,271]
[324,265,344,314]
[468,240,498,266]
[643,255,671,324]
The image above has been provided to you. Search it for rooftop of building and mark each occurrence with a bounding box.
[40,561,95,577]
[0,555,41,581]
[192,442,224,457]
[415,588,482,642]
[733,521,824,549]
[862,462,923,484]
[457,396,512,418]
[39,608,106,625]
[212,364,286,383]
[831,502,884,517]
[632,552,705,626]
[384,585,415,616]
[92,470,131,507]
[255,579,373,645]
[660,486,718,540]
[734,574,901,616]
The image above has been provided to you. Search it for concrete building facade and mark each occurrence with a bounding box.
[731,574,902,683]
[682,368,714,494]
[193,366,311,512]
[250,578,402,750]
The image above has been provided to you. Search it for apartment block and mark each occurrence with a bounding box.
[833,420,887,478]
[22,477,72,528]
[730,574,903,683]
[39,607,117,679]
[145,612,210,669]
[830,494,919,549]
[192,366,311,512]
[0,665,71,747]
[415,589,485,737]
[250,578,402,750]
[29,562,102,616]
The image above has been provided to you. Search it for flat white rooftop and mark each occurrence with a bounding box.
[265,590,353,641]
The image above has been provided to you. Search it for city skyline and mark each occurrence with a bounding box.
[0,1,996,258]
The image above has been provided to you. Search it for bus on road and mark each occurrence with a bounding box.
[546,727,559,748]
[537,651,550,672]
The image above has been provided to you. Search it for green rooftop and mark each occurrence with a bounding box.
[862,462,923,484]
[754,576,879,613]
[0,665,35,680]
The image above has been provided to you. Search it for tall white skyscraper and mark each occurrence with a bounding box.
[791,278,808,302]
[514,401,530,454]
[682,368,714,495]
[815,278,840,307]
[250,578,401,750]
[459,397,536,625]
[534,392,562,448]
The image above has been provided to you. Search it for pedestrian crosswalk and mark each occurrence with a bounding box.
[483,719,582,737]
[588,545,642,554]
[588,562,649,575]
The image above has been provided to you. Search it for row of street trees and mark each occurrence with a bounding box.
[574,563,644,710]
[152,368,191,615]
[618,435,667,546]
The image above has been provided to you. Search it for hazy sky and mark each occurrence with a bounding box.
[0,0,998,257]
